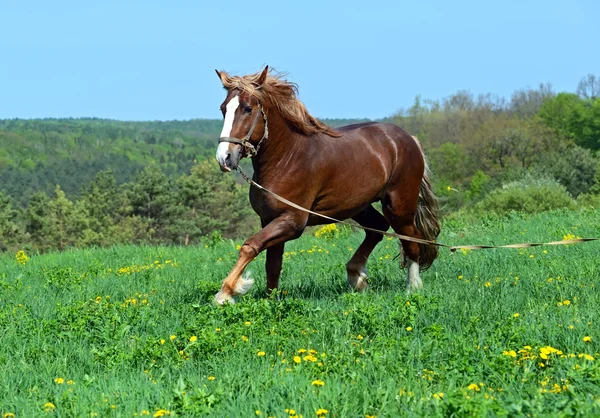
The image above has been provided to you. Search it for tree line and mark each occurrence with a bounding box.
[0,74,598,252]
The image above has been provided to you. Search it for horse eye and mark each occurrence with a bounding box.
[244,106,253,114]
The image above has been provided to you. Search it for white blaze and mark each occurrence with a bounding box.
[216,95,240,164]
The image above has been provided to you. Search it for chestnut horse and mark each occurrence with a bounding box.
[213,66,440,304]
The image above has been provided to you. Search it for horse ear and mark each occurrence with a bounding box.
[215,69,227,85]
[254,65,269,87]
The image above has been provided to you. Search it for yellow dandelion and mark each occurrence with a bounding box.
[15,250,29,265]
[293,356,301,364]
[255,410,261,416]
[583,336,592,343]
[169,335,176,341]
[316,408,329,416]
[312,379,325,387]
[433,392,444,400]
[207,376,215,381]
[153,409,171,417]
[467,383,480,391]
[513,313,520,318]
[406,326,413,332]
[242,335,249,342]
[54,377,65,384]
[357,334,364,340]
[189,336,197,342]
[257,351,266,357]
[4,413,16,418]
[563,300,571,306]
[245,321,251,326]
[44,402,56,411]
[160,339,165,345]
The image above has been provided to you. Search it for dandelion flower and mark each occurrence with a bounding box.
[316,408,329,416]
[293,356,301,364]
[257,351,266,357]
[583,336,592,343]
[54,377,64,384]
[169,335,176,341]
[513,313,520,318]
[467,383,480,391]
[406,326,413,331]
[189,336,197,342]
[44,402,56,411]
[242,335,249,342]
[4,413,16,418]
[153,409,171,417]
[207,376,215,381]
[312,379,325,387]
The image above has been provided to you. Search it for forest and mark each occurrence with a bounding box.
[1,74,599,252]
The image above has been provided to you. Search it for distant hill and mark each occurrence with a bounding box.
[0,117,370,205]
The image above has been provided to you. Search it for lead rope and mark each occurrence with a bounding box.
[235,167,599,253]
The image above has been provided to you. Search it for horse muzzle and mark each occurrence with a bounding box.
[216,139,242,172]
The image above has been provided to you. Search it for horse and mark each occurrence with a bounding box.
[213,66,440,304]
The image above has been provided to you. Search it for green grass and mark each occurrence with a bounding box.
[1,209,600,417]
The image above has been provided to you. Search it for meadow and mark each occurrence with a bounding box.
[1,208,599,417]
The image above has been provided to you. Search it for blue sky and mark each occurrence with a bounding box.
[1,0,598,120]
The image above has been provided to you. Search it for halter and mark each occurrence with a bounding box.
[218,103,268,158]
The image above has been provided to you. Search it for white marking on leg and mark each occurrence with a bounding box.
[348,268,369,292]
[216,95,240,164]
[233,271,255,295]
[407,259,422,292]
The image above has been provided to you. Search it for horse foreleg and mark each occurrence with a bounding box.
[266,243,285,295]
[214,215,304,305]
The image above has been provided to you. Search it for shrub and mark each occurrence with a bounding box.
[472,175,576,215]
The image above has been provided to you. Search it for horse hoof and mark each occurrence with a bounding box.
[349,271,369,292]
[213,291,235,305]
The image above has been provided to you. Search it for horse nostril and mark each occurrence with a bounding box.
[225,152,232,166]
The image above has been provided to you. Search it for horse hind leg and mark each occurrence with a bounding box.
[382,193,424,293]
[346,205,390,292]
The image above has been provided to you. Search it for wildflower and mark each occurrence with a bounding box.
[303,354,317,362]
[153,410,171,417]
[406,327,413,332]
[16,250,29,265]
[215,328,221,332]
[189,336,197,342]
[467,383,480,391]
[316,409,329,416]
[4,413,16,418]
[529,254,534,258]
[44,402,56,411]
[255,410,261,415]
[484,281,491,287]
[312,379,325,387]
[242,336,249,342]
[285,409,296,414]
[503,350,517,358]
[293,356,301,364]
[433,392,444,400]
[245,321,251,326]
[563,300,571,306]
[513,313,520,318]
[169,335,176,341]
[67,380,75,385]
[207,376,215,381]
[356,334,364,340]
[160,339,165,345]
[458,275,463,279]
[583,336,592,343]
[54,377,65,384]
[297,349,307,354]
[257,351,266,357]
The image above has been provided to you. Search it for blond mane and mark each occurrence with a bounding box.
[218,69,341,138]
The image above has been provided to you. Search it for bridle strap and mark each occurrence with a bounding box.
[218,103,268,158]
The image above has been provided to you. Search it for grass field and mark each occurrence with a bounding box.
[1,209,600,417]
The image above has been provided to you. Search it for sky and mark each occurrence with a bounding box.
[1,0,599,121]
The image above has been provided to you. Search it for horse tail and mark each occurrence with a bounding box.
[414,142,441,270]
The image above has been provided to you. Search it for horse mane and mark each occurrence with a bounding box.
[218,69,342,138]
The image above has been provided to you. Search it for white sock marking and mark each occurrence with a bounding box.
[407,259,422,291]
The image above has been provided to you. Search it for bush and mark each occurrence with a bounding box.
[472,176,576,215]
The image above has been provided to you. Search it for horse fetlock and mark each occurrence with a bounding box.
[232,272,255,295]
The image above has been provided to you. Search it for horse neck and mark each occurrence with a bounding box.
[251,109,306,179]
